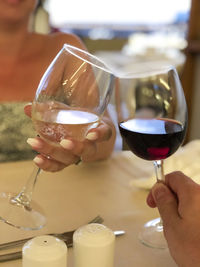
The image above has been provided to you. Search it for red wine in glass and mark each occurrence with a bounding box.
[119,118,186,161]
[116,66,188,249]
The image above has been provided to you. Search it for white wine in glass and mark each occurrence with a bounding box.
[0,44,114,230]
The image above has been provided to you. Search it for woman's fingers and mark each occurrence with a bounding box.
[25,109,113,171]
[27,137,80,166]
[24,103,32,117]
[59,121,112,159]
[86,121,112,142]
[60,139,84,155]
[25,102,112,145]
[33,155,67,172]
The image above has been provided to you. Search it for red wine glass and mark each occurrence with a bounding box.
[116,64,187,249]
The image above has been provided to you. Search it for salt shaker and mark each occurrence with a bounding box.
[22,235,67,267]
[73,223,115,267]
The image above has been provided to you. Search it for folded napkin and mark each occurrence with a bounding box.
[129,140,200,190]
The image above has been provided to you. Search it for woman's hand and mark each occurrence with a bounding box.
[24,103,115,172]
[147,171,200,267]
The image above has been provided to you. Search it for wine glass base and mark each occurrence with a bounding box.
[0,192,46,230]
[139,217,168,249]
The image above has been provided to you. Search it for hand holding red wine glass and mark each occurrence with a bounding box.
[116,65,187,249]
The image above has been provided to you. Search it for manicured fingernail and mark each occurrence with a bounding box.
[33,156,44,165]
[60,139,74,150]
[86,132,98,141]
[27,138,42,148]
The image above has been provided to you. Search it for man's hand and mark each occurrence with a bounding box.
[147,171,200,267]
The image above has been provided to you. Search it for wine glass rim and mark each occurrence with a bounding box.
[118,64,176,79]
[63,44,113,75]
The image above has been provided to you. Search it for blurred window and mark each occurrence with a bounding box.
[45,0,190,38]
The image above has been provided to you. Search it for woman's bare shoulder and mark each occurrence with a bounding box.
[30,32,87,58]
[46,32,86,50]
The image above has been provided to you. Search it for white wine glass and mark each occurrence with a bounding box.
[0,44,114,230]
[116,64,187,249]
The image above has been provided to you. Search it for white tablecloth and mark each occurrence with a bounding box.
[0,151,177,266]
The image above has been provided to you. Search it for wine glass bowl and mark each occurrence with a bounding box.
[0,44,114,230]
[32,44,114,144]
[116,64,187,248]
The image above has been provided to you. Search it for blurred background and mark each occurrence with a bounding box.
[33,0,200,145]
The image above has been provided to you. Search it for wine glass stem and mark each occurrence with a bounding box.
[153,160,164,182]
[153,160,165,228]
[11,166,41,207]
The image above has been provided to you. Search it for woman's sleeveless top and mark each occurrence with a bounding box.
[0,102,37,162]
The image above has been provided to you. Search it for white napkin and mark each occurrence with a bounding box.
[130,140,200,190]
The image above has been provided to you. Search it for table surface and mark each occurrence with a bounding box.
[0,151,177,267]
